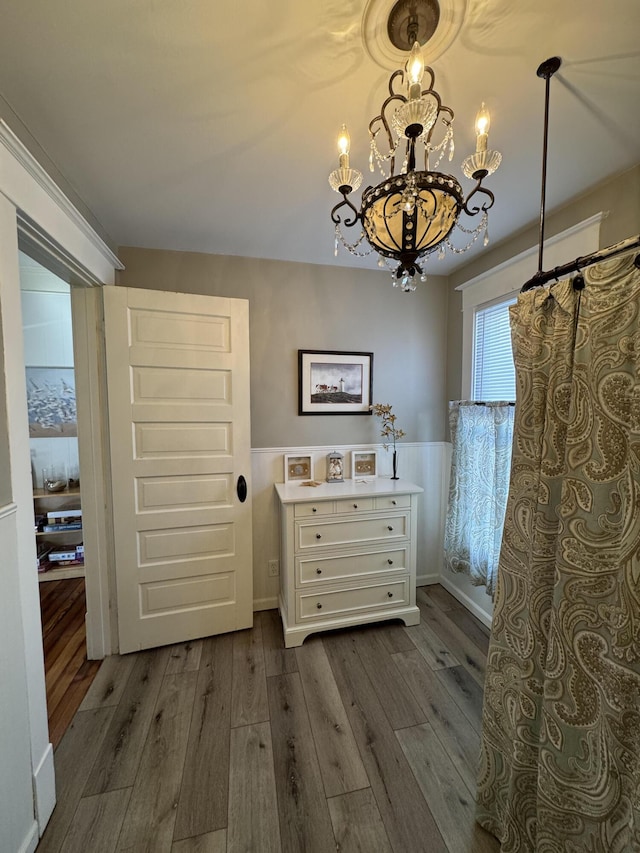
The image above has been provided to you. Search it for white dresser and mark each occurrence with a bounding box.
[275,478,422,647]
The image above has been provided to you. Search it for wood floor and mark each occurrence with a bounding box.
[37,585,500,853]
[39,578,101,748]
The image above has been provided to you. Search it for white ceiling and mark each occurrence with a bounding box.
[0,0,639,275]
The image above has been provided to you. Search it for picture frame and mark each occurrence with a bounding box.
[298,350,373,415]
[284,453,314,483]
[26,366,77,437]
[351,450,378,479]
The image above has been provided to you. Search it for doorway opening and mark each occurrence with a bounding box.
[19,251,99,745]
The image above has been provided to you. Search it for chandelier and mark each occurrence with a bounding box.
[328,3,501,291]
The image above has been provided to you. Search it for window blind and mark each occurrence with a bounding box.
[473,298,516,401]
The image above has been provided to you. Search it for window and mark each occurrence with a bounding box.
[457,214,604,398]
[472,297,516,401]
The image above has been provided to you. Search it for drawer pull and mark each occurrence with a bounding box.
[316,568,322,574]
[316,602,322,609]
[387,525,394,531]
[391,499,397,505]
[353,503,358,509]
[312,507,317,513]
[316,533,322,540]
[387,591,393,598]
[387,559,393,565]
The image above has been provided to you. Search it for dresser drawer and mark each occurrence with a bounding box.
[296,512,409,551]
[374,494,411,510]
[297,576,409,621]
[294,501,334,518]
[297,547,408,585]
[335,497,375,514]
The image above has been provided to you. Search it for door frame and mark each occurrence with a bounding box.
[69,284,119,657]
[0,118,121,837]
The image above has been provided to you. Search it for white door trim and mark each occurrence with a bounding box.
[0,118,119,837]
[71,286,118,657]
[0,119,122,278]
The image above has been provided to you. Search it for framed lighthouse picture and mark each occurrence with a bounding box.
[298,350,373,415]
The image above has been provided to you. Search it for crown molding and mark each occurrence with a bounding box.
[0,119,123,272]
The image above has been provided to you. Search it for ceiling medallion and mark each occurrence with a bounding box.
[329,3,501,292]
[362,0,466,70]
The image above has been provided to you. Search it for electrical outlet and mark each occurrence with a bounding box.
[268,559,280,577]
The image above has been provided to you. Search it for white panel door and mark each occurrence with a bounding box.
[103,286,253,653]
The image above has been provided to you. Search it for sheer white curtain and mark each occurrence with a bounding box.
[443,401,514,597]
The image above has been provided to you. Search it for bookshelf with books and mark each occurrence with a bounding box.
[34,487,85,582]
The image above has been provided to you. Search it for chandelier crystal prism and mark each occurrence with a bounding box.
[329,24,501,292]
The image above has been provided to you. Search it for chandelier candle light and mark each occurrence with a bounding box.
[329,13,501,292]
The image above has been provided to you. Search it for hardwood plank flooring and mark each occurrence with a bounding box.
[295,637,369,797]
[230,622,269,726]
[39,578,101,748]
[37,585,500,853]
[324,630,448,853]
[227,722,281,853]
[267,672,336,852]
[60,789,132,853]
[116,671,198,851]
[84,647,171,795]
[416,588,487,686]
[327,788,392,852]
[173,635,233,841]
[36,707,116,853]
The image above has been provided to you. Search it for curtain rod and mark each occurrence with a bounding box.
[521,56,640,293]
[451,400,515,406]
[521,233,640,292]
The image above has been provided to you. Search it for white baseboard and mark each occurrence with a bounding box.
[18,821,39,853]
[416,571,440,586]
[439,575,493,628]
[253,596,278,612]
[33,741,55,834]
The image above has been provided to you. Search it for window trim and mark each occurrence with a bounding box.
[457,214,604,398]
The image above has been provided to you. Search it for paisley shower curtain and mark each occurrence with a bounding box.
[476,253,640,852]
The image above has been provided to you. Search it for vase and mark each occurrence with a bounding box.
[391,449,399,480]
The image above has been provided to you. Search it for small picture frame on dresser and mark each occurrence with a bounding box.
[284,453,313,483]
[351,450,378,479]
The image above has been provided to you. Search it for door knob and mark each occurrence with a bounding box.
[237,475,248,503]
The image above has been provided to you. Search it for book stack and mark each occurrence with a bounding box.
[47,543,84,568]
[40,508,82,533]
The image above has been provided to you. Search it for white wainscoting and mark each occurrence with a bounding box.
[250,442,449,611]
[0,504,44,853]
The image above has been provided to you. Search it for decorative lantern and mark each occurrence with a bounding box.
[326,450,344,483]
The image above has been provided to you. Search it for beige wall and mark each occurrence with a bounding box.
[445,164,640,402]
[117,249,450,448]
